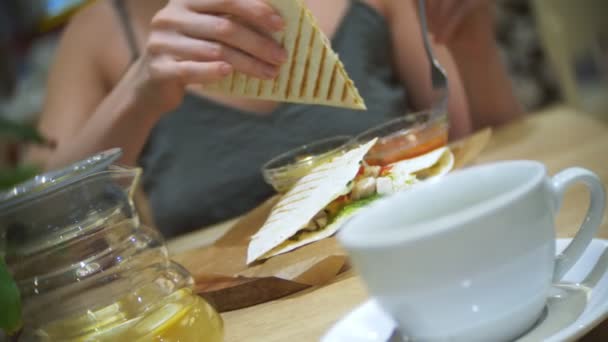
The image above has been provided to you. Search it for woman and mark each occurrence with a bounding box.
[26,0,523,237]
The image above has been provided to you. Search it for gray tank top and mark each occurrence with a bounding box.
[118,0,409,238]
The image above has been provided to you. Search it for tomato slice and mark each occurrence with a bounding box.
[379,165,393,177]
[356,166,365,178]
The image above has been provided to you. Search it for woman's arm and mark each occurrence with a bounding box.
[26,0,287,170]
[25,3,172,169]
[384,0,472,139]
[384,0,524,138]
[427,0,524,129]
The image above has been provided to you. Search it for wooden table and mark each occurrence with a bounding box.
[168,105,608,342]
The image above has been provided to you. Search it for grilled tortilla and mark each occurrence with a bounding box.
[205,0,366,110]
[247,142,454,264]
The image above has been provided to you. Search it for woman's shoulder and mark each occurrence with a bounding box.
[378,0,414,19]
[72,0,166,84]
[66,0,121,37]
[62,0,144,87]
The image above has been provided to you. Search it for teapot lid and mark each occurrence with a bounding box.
[0,148,122,212]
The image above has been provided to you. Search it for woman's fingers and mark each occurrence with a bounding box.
[437,1,477,43]
[179,12,287,66]
[425,0,456,42]
[151,9,287,67]
[424,0,443,38]
[147,32,279,79]
[143,0,290,88]
[425,0,486,44]
[185,0,285,33]
[148,56,233,85]
[177,61,234,84]
[424,0,438,30]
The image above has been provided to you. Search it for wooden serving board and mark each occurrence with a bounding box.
[173,128,493,312]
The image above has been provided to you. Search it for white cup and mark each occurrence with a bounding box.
[338,161,606,342]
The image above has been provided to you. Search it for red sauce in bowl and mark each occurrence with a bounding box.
[364,122,448,166]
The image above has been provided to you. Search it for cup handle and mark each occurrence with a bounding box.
[551,168,606,281]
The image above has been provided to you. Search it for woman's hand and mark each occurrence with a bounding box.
[134,0,288,112]
[421,0,524,128]
[424,0,494,49]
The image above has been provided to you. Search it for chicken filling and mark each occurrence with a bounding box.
[289,162,419,241]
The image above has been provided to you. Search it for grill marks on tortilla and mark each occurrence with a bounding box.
[246,78,260,97]
[285,7,305,99]
[272,193,310,211]
[262,157,352,226]
[222,72,234,93]
[257,78,265,97]
[270,35,288,96]
[313,47,327,99]
[234,74,247,95]
[274,7,300,99]
[341,80,349,103]
[327,63,338,101]
[300,23,316,98]
[248,139,378,263]
[264,192,312,225]
[203,0,366,109]
[266,204,304,223]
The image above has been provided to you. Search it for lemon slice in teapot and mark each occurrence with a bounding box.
[133,302,191,340]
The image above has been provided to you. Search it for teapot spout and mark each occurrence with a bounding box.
[0,149,151,260]
[107,165,143,202]
[105,166,157,229]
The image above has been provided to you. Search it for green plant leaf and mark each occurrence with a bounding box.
[0,165,40,191]
[0,117,47,145]
[0,258,21,335]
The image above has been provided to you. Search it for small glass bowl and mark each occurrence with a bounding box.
[262,136,353,193]
[355,111,449,166]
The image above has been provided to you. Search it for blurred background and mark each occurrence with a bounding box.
[0,0,607,169]
[2,1,606,339]
[0,0,94,171]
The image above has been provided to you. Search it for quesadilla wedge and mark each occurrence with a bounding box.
[205,0,366,110]
[247,141,454,264]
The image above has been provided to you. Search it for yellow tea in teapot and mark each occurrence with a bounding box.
[1,152,223,341]
[36,288,223,342]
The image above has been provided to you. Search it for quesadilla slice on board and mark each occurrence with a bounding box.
[205,0,366,110]
[247,141,454,264]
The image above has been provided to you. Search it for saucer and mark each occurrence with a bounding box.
[322,239,608,342]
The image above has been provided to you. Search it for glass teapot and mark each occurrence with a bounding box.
[0,149,223,341]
